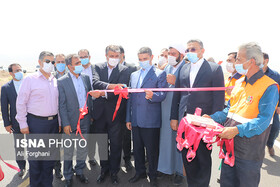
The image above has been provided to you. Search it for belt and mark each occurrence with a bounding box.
[28,113,58,120]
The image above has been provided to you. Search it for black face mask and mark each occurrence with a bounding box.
[176,54,181,63]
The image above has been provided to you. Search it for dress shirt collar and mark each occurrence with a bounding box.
[69,71,80,79]
[106,62,117,70]
[190,58,204,69]
[37,70,55,80]
[245,70,264,85]
[140,64,153,73]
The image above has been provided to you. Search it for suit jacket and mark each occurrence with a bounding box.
[123,61,138,74]
[1,80,20,133]
[171,59,225,121]
[120,61,138,122]
[92,62,130,121]
[58,73,93,131]
[126,67,168,128]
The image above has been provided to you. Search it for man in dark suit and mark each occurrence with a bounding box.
[126,47,168,187]
[58,54,102,187]
[1,63,26,177]
[92,45,130,185]
[119,45,138,171]
[170,39,225,187]
[78,49,98,167]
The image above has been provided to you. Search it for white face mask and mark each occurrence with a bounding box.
[108,58,120,67]
[226,62,235,73]
[158,56,167,66]
[42,62,54,73]
[168,55,178,66]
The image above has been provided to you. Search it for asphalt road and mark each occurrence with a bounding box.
[0,121,279,187]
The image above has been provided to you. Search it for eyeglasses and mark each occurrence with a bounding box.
[80,56,89,59]
[185,48,197,53]
[45,60,55,64]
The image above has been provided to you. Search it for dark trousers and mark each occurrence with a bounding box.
[267,114,280,148]
[13,133,26,170]
[121,121,131,162]
[63,130,88,180]
[93,115,122,174]
[27,114,59,187]
[220,157,262,187]
[87,123,97,161]
[54,131,62,172]
[182,140,212,187]
[132,126,160,179]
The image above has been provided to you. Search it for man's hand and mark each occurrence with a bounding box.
[59,126,61,133]
[217,127,239,139]
[126,122,132,130]
[166,74,176,85]
[202,114,212,119]
[20,127,30,134]
[108,84,125,90]
[145,90,153,100]
[89,90,102,98]
[276,107,280,114]
[5,125,12,133]
[64,125,72,135]
[170,120,179,131]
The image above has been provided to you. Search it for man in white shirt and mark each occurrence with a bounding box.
[170,39,225,187]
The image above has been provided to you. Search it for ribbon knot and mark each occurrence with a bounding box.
[76,92,89,140]
[112,87,128,121]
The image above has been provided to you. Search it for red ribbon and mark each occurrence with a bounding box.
[112,87,129,121]
[76,92,89,139]
[0,155,21,181]
[176,109,235,167]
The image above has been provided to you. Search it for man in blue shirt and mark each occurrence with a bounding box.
[126,47,168,187]
[262,52,280,156]
[205,43,279,187]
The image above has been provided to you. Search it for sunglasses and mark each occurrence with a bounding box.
[185,48,197,53]
[45,59,55,64]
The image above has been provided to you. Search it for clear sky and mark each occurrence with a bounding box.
[0,0,279,72]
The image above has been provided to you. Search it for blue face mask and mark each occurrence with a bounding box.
[56,63,66,73]
[14,72,23,81]
[186,52,199,63]
[139,60,152,70]
[81,58,89,65]
[73,65,84,74]
[235,61,250,75]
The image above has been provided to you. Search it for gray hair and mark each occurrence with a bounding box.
[138,47,152,56]
[39,51,54,61]
[105,45,120,55]
[187,39,204,49]
[238,42,263,66]
[160,48,168,53]
[65,54,79,66]
[55,53,65,60]
[78,49,90,56]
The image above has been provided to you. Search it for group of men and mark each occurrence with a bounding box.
[1,40,280,187]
